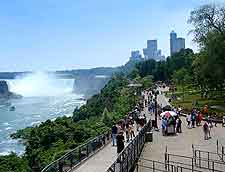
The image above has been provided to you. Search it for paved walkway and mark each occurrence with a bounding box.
[138,88,225,171]
[72,93,151,172]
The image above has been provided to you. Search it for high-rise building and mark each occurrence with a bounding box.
[170,31,185,56]
[143,39,165,61]
[129,50,142,61]
[176,38,185,52]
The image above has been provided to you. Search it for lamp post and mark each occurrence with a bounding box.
[154,90,159,129]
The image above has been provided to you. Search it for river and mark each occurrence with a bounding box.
[0,72,85,155]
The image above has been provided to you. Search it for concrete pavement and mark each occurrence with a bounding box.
[138,89,225,172]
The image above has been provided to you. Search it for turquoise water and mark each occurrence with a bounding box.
[0,77,84,155]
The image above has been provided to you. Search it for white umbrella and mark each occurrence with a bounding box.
[160,111,178,117]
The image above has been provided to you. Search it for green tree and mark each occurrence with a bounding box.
[172,68,192,101]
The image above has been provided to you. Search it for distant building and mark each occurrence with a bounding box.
[143,40,165,61]
[170,30,185,56]
[129,50,142,61]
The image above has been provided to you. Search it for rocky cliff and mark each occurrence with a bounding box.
[0,80,22,99]
[73,75,110,98]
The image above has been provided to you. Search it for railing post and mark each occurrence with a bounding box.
[207,152,210,169]
[87,144,89,157]
[78,147,81,161]
[199,150,201,167]
[153,160,155,172]
[212,161,215,172]
[217,139,219,154]
[191,158,194,172]
[194,150,197,165]
[222,146,224,161]
[58,160,63,172]
[192,144,194,157]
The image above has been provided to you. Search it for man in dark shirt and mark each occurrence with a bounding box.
[111,124,118,146]
[116,132,124,154]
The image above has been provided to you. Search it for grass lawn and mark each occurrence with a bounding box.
[167,89,225,118]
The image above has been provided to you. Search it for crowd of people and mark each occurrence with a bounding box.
[111,99,148,154]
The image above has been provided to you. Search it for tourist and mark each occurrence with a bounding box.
[191,109,196,128]
[129,122,135,139]
[203,121,209,140]
[125,121,130,142]
[162,117,167,136]
[178,105,182,116]
[176,117,182,133]
[116,132,125,154]
[143,114,147,124]
[111,123,118,146]
[223,115,225,127]
[186,113,191,128]
[196,111,203,126]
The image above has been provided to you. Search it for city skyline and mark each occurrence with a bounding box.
[0,0,223,72]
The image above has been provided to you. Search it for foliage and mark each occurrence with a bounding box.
[135,48,194,82]
[0,153,30,172]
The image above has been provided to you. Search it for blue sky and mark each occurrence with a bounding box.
[0,0,222,72]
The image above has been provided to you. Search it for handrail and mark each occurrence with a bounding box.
[41,129,111,172]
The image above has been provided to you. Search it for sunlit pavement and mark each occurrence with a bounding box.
[139,89,225,171]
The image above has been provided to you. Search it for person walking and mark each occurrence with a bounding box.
[111,123,118,146]
[186,113,191,128]
[191,110,196,128]
[203,121,209,140]
[116,132,125,154]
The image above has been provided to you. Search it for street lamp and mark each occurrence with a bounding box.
[154,90,159,129]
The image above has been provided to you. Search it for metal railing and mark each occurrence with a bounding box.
[136,158,205,172]
[106,120,151,172]
[41,130,111,172]
[217,140,225,162]
[165,153,225,172]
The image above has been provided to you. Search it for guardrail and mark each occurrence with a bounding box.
[165,153,225,172]
[136,158,205,172]
[217,140,225,162]
[106,120,151,172]
[41,130,111,172]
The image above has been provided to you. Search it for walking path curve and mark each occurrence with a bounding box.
[72,93,151,172]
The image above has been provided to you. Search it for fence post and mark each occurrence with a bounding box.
[192,144,194,157]
[199,151,201,168]
[212,161,214,172]
[86,144,89,157]
[153,160,155,172]
[207,152,210,169]
[165,148,167,170]
[194,151,197,165]
[222,146,224,161]
[217,139,219,154]
[78,147,81,161]
[192,158,194,172]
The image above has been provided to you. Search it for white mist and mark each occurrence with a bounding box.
[8,72,73,97]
